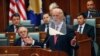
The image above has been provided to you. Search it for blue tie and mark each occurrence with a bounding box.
[79,26,82,34]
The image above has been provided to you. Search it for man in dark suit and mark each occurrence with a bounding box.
[74,13,95,40]
[44,8,74,56]
[39,13,50,32]
[46,26,74,56]
[6,13,21,32]
[73,13,95,56]
[14,26,42,47]
[38,13,50,43]
[83,0,100,18]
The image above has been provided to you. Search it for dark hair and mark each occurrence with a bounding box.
[11,13,20,20]
[78,13,87,19]
[42,13,50,19]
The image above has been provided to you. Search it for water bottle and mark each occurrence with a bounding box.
[43,43,46,49]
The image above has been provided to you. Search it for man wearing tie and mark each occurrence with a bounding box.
[6,13,21,32]
[39,13,50,43]
[45,8,74,56]
[73,13,95,56]
[14,26,42,47]
[39,13,50,32]
[83,0,100,18]
[50,8,67,34]
[74,13,95,40]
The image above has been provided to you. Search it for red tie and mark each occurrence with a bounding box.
[54,35,58,44]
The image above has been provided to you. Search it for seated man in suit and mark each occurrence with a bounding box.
[83,0,100,18]
[45,8,74,56]
[73,13,95,56]
[39,13,51,43]
[14,26,42,47]
[39,13,50,32]
[6,13,21,32]
[74,13,95,40]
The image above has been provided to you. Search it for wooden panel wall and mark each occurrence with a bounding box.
[69,0,80,19]
[42,0,70,14]
[0,0,9,32]
[0,0,100,31]
[42,0,100,18]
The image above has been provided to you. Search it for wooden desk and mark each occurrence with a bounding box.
[6,32,16,46]
[0,46,68,56]
[6,32,47,46]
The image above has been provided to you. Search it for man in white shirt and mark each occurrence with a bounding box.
[73,13,95,56]
[39,13,50,32]
[83,0,100,18]
[6,13,21,32]
[74,13,95,40]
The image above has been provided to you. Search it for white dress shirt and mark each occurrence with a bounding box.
[87,11,92,18]
[45,24,49,32]
[14,25,17,32]
[77,23,85,34]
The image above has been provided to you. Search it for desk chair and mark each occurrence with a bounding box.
[0,33,8,46]
[9,20,31,25]
[28,32,40,42]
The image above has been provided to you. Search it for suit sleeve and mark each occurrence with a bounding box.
[88,26,95,41]
[33,40,43,47]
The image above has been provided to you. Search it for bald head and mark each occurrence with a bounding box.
[18,27,28,38]
[87,0,95,10]
[18,27,28,32]
[52,8,64,23]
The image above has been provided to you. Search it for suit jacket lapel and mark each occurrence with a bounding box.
[18,38,22,46]
[42,24,46,31]
[11,25,15,32]
[60,22,66,34]
[83,24,88,34]
[50,22,55,29]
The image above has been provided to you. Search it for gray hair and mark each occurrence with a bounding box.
[49,2,59,10]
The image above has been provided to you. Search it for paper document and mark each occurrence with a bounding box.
[49,27,64,35]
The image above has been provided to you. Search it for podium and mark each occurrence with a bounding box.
[75,32,91,56]
[0,46,68,56]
